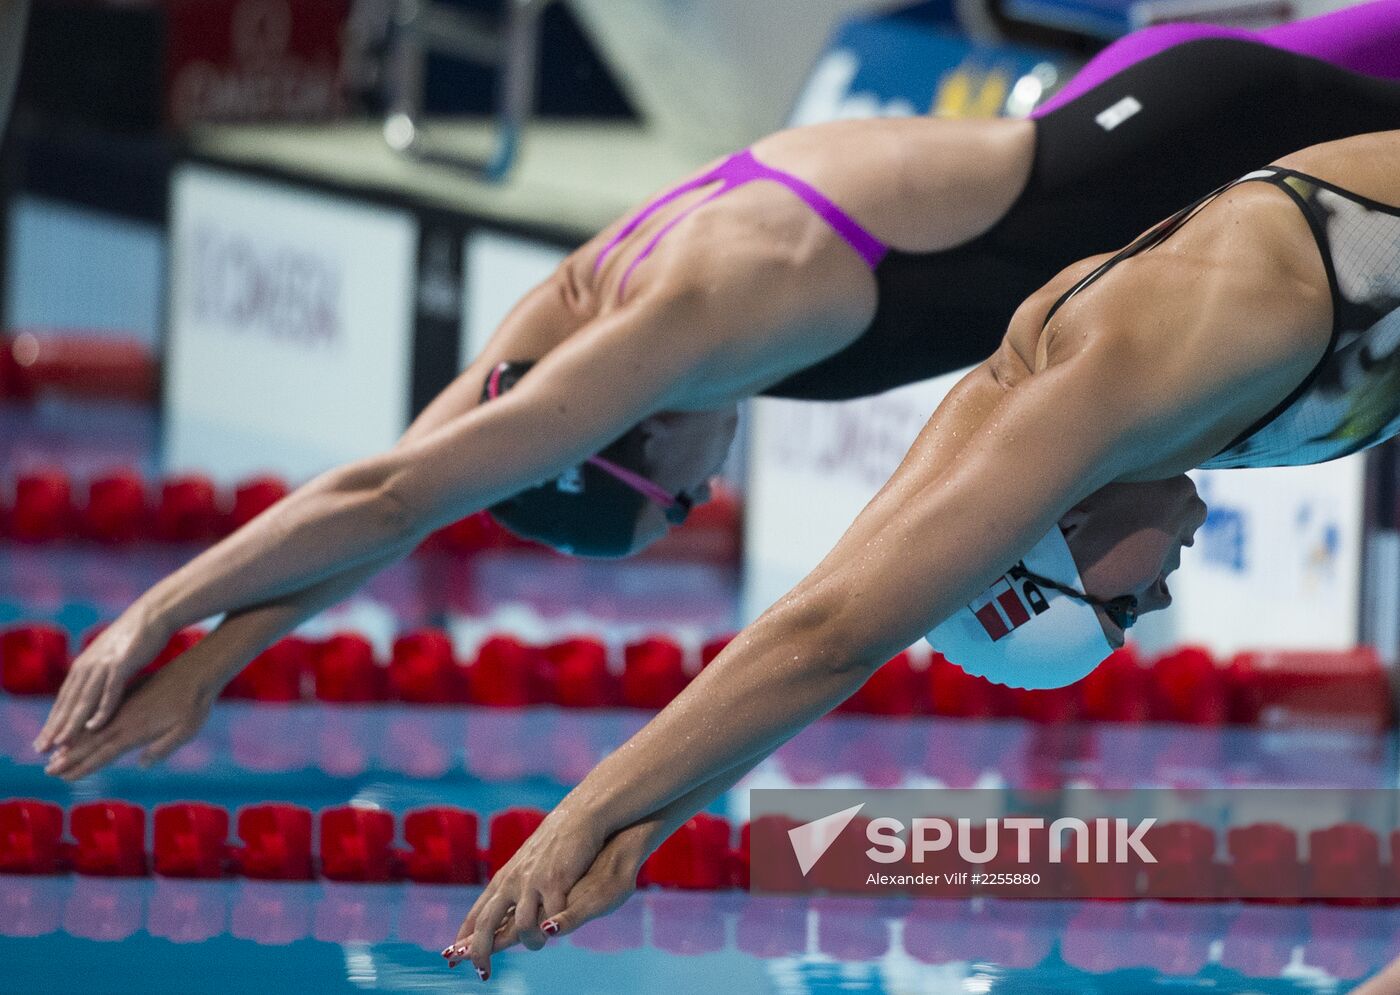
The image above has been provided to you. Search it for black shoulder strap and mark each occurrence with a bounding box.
[1038,169,1285,331]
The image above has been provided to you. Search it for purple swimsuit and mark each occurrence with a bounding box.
[593,148,888,298]
[593,0,1400,302]
[1034,0,1400,116]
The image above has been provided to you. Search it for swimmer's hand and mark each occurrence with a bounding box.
[445,809,637,978]
[34,606,173,753]
[40,657,218,781]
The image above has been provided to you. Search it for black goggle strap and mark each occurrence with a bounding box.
[1018,569,1140,631]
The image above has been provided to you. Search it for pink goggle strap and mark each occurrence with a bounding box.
[486,364,681,511]
[586,455,681,510]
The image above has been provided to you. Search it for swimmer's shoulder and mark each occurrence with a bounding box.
[1271,129,1400,206]
[1001,253,1114,374]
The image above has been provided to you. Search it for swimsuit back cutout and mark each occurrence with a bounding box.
[593,148,887,299]
[1038,165,1400,470]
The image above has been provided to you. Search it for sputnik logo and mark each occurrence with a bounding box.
[788,803,865,876]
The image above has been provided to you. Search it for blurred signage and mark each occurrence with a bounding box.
[461,231,568,364]
[165,0,349,126]
[166,166,418,484]
[1167,463,1365,654]
[744,372,965,620]
[790,19,1063,125]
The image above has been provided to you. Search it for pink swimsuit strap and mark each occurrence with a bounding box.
[593,148,888,299]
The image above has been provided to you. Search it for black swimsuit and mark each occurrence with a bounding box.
[1037,164,1400,469]
[763,39,1400,401]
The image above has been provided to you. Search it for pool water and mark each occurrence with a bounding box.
[2,699,1397,992]
[3,403,1398,993]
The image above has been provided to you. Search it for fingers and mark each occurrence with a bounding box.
[44,704,170,782]
[515,887,564,952]
[468,894,511,980]
[85,672,125,732]
[546,875,635,939]
[140,722,193,767]
[33,674,80,750]
[44,726,133,782]
[35,667,96,752]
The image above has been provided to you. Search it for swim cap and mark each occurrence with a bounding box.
[480,361,679,558]
[926,527,1113,690]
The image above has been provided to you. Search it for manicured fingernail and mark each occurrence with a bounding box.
[441,946,454,958]
[476,967,489,981]
[542,919,559,935]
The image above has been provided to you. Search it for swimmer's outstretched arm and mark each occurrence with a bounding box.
[39,268,593,772]
[34,284,722,752]
[453,210,1335,971]
[453,340,1167,973]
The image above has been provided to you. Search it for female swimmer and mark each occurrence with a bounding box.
[440,129,1400,975]
[31,4,1400,775]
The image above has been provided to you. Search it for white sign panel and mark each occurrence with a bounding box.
[1166,460,1365,654]
[462,230,568,365]
[166,166,417,484]
[743,371,966,622]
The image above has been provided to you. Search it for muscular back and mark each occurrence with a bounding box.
[1001,150,1348,480]
[558,116,1038,402]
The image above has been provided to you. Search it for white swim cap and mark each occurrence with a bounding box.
[926,527,1113,690]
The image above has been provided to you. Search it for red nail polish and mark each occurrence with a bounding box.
[542,919,559,935]
[476,967,489,981]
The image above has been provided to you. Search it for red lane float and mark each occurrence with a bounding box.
[403,807,481,884]
[545,638,617,708]
[0,468,736,562]
[69,801,147,877]
[7,470,73,542]
[1309,823,1383,905]
[390,629,464,704]
[82,470,149,543]
[641,813,731,890]
[223,637,311,701]
[230,476,290,530]
[313,634,385,703]
[0,799,64,874]
[486,807,546,878]
[236,804,315,881]
[1230,648,1393,732]
[153,475,222,543]
[0,619,1393,727]
[0,624,69,695]
[320,806,396,882]
[837,652,921,716]
[0,332,156,404]
[621,637,688,709]
[8,798,1400,904]
[1228,823,1303,902]
[153,802,229,878]
[470,637,547,707]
